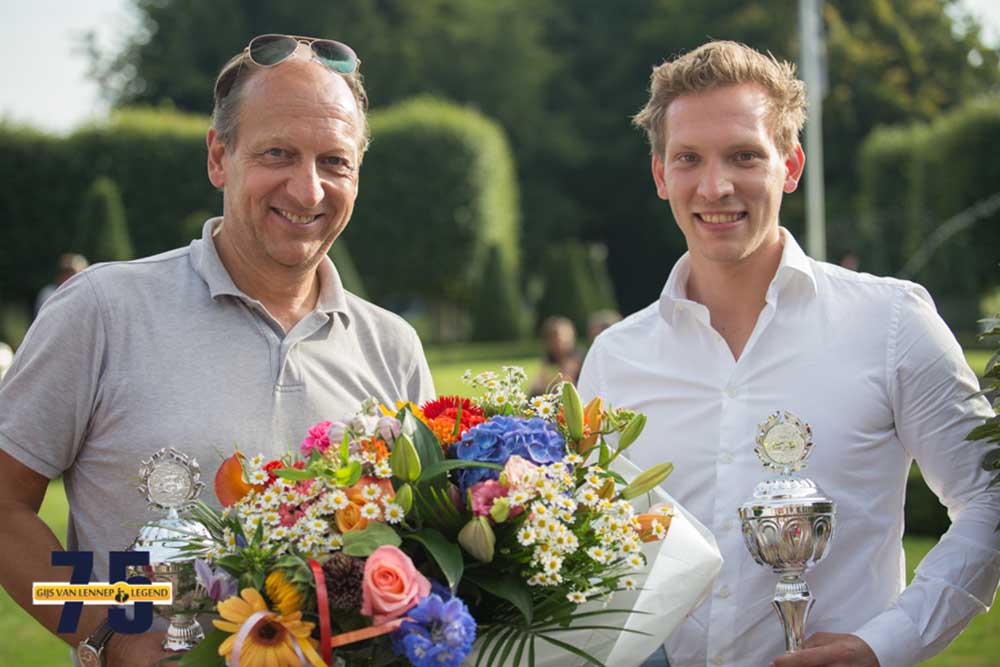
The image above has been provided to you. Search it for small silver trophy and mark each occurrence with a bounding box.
[738,412,836,653]
[130,448,213,651]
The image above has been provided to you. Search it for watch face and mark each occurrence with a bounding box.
[77,644,101,667]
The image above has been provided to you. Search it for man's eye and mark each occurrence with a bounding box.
[676,154,698,163]
[735,151,759,162]
[323,156,344,166]
[265,148,286,158]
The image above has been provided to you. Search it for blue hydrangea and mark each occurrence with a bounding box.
[450,416,566,492]
[391,593,477,667]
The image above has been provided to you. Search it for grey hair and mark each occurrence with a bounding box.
[211,51,371,154]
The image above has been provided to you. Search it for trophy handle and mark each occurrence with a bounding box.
[772,576,814,653]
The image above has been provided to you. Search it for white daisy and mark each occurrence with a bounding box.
[361,503,382,520]
[567,591,587,604]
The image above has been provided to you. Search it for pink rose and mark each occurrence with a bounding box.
[361,545,431,624]
[469,479,508,517]
[301,420,332,456]
[502,455,540,489]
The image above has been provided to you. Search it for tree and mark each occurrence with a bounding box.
[89,0,1000,314]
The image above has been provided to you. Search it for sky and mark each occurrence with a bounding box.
[2,0,1000,134]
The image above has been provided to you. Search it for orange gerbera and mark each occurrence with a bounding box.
[361,437,389,460]
[214,588,323,667]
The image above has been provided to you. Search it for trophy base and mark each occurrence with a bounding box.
[773,576,814,653]
[163,613,205,651]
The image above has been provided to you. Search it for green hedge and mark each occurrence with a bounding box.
[345,96,522,313]
[0,99,528,340]
[536,241,618,336]
[859,96,1000,328]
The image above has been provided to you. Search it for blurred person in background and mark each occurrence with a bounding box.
[34,253,88,318]
[530,315,584,395]
[0,34,434,667]
[580,40,998,667]
[586,308,622,346]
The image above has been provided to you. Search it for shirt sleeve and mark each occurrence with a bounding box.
[578,340,604,403]
[0,272,108,479]
[854,285,1000,666]
[405,329,436,405]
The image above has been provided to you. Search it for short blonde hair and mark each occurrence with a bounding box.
[633,40,806,157]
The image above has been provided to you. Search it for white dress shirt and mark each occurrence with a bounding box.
[578,229,999,667]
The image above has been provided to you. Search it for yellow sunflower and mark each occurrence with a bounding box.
[265,570,305,617]
[214,588,324,667]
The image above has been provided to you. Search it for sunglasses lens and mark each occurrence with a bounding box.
[248,34,298,66]
[311,40,358,73]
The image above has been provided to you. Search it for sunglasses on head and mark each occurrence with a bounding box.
[246,34,361,73]
[216,34,362,104]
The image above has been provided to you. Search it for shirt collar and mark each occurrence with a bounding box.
[658,227,818,325]
[189,217,350,318]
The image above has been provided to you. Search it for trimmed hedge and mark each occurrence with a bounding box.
[78,177,133,263]
[345,96,522,313]
[536,241,618,336]
[859,96,1000,328]
[0,98,528,340]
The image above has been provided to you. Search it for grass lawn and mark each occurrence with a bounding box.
[1,344,994,665]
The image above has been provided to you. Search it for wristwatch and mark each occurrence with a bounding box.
[77,618,115,667]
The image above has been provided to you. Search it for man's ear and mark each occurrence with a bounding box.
[783,144,805,193]
[652,152,669,201]
[206,128,227,190]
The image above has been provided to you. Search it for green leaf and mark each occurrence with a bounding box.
[273,467,312,481]
[970,422,1000,443]
[982,448,1000,471]
[177,629,227,667]
[466,572,533,623]
[404,528,464,590]
[419,459,503,482]
[342,522,402,557]
[397,406,444,468]
[335,460,363,487]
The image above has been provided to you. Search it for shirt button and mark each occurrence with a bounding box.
[725,385,738,399]
[720,452,734,464]
[723,518,735,530]
[719,585,731,599]
[714,657,724,666]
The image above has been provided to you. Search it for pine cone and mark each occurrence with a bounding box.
[322,552,365,611]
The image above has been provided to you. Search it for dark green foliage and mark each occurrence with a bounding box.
[536,242,617,336]
[78,177,133,263]
[905,466,951,537]
[470,246,530,342]
[345,96,520,312]
[328,240,367,301]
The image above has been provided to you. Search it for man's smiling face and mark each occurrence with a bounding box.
[652,83,803,269]
[208,56,363,276]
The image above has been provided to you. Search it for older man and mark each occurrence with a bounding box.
[579,41,999,667]
[0,35,434,666]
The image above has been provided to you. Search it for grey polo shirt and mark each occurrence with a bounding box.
[0,218,434,581]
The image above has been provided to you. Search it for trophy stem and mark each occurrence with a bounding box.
[772,575,814,653]
[163,613,205,651]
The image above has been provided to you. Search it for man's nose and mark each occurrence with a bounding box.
[287,161,324,210]
[696,161,735,201]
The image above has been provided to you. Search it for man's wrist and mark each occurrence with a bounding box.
[76,618,115,667]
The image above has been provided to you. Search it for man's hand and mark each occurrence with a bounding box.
[106,631,178,667]
[771,633,879,667]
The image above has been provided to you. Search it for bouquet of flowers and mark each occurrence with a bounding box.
[174,368,716,667]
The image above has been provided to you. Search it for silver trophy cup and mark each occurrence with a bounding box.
[129,448,214,651]
[738,412,836,653]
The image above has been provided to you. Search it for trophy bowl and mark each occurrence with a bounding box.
[129,448,214,651]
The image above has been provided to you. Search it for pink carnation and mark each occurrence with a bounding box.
[469,479,508,517]
[300,420,332,456]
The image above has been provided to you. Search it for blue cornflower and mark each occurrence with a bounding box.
[391,593,477,667]
[451,416,566,492]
